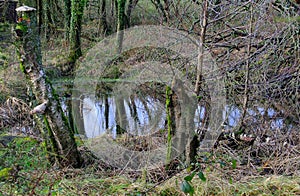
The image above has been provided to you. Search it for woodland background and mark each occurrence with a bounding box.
[0,0,300,195]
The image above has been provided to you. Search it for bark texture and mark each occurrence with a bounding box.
[15,7,82,168]
[69,0,85,65]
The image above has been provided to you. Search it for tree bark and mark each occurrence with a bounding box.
[99,0,108,35]
[64,0,72,41]
[68,0,85,67]
[116,0,126,53]
[126,0,139,27]
[171,78,197,166]
[36,0,43,34]
[151,0,168,23]
[43,0,55,40]
[194,0,207,94]
[15,6,82,168]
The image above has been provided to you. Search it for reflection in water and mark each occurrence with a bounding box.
[226,105,241,127]
[224,104,287,130]
[82,95,166,138]
[194,105,207,128]
[82,97,116,138]
[81,95,290,139]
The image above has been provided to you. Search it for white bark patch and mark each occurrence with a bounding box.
[30,101,48,114]
[16,6,36,12]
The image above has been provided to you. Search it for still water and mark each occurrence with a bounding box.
[79,95,285,139]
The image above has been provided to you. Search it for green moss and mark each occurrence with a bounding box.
[43,115,59,160]
[165,85,172,164]
[19,63,26,73]
[0,167,11,180]
[0,136,49,172]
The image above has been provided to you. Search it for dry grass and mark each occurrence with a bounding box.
[0,45,27,102]
[155,170,300,196]
[0,96,32,133]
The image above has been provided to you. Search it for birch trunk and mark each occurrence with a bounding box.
[15,6,82,168]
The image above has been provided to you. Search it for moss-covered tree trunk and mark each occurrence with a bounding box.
[68,0,85,67]
[64,0,72,41]
[15,6,82,168]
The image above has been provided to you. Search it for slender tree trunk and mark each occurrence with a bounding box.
[68,0,85,66]
[99,0,108,35]
[115,96,127,135]
[126,0,138,27]
[162,0,170,21]
[64,0,72,41]
[117,0,126,30]
[151,0,168,23]
[15,6,82,168]
[72,92,85,136]
[43,0,49,40]
[238,2,253,130]
[194,0,208,94]
[129,95,138,123]
[165,85,173,164]
[116,0,126,53]
[104,96,109,130]
[37,0,43,34]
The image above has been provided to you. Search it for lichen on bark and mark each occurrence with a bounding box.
[14,6,82,168]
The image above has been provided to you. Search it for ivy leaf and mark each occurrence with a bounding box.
[232,159,237,169]
[184,171,196,182]
[198,171,206,182]
[180,180,194,195]
[16,23,28,33]
[197,95,203,100]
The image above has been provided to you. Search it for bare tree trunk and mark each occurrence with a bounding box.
[151,0,168,23]
[15,6,82,168]
[194,0,208,94]
[99,0,108,35]
[115,96,127,135]
[126,0,139,27]
[36,0,43,34]
[116,0,126,53]
[238,1,253,130]
[104,96,109,130]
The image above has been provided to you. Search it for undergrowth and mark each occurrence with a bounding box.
[0,136,299,195]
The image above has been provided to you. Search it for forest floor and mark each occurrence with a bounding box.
[0,135,299,195]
